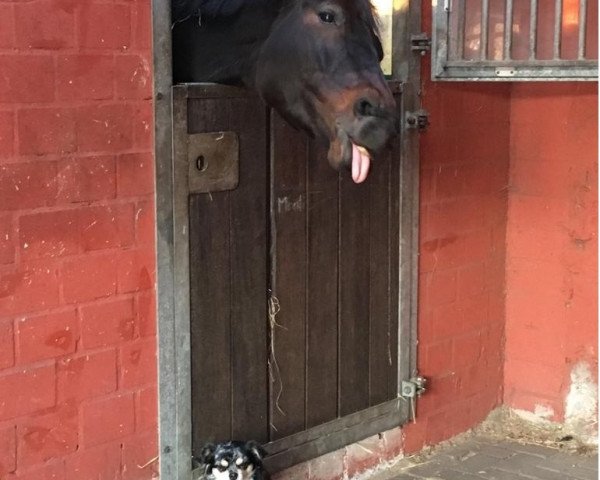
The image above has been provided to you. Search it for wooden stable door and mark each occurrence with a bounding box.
[174,84,407,471]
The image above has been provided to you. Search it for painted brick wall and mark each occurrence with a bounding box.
[505,83,598,429]
[399,1,511,452]
[0,0,158,478]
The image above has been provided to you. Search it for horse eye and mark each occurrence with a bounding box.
[318,11,336,24]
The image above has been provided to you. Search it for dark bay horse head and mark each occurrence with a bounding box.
[172,0,398,183]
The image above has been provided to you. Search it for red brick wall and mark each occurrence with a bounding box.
[398,2,512,452]
[0,0,158,478]
[504,83,598,423]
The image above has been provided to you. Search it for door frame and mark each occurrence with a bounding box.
[151,2,422,479]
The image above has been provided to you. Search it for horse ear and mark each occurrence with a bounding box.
[200,443,216,464]
[245,440,267,461]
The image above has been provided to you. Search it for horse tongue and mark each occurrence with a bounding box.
[351,143,371,184]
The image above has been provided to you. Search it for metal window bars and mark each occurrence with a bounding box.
[432,0,598,80]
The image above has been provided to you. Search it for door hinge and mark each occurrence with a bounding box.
[401,376,427,399]
[401,376,428,423]
[410,33,432,55]
[405,109,430,131]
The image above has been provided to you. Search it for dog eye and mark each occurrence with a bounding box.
[318,11,336,23]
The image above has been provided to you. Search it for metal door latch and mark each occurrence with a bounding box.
[410,33,432,55]
[406,110,430,131]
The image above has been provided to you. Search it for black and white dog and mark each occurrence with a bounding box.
[194,441,268,480]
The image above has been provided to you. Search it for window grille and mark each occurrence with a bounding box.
[432,0,598,80]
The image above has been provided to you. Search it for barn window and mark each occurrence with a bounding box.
[432,0,598,80]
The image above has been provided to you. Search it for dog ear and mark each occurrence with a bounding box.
[245,440,267,461]
[200,443,216,464]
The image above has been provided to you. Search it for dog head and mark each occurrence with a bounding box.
[197,441,267,480]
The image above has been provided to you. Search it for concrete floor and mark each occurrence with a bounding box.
[381,437,598,480]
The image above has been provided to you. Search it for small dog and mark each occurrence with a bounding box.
[194,441,268,480]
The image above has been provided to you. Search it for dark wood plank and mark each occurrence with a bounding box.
[188,98,234,449]
[227,98,269,443]
[388,131,402,399]
[368,151,393,406]
[338,172,371,416]
[187,96,270,446]
[268,113,308,440]
[305,141,339,428]
[190,192,232,446]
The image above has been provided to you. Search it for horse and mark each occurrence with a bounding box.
[172,0,398,183]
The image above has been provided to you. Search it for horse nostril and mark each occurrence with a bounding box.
[354,97,376,117]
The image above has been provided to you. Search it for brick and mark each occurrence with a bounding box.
[76,104,134,153]
[0,320,14,368]
[504,359,566,399]
[0,425,16,476]
[17,310,78,363]
[0,162,58,211]
[308,449,343,480]
[117,247,155,294]
[122,430,159,480]
[0,56,55,104]
[452,333,482,369]
[132,102,153,149]
[436,165,465,199]
[422,340,453,376]
[132,4,152,50]
[457,263,486,299]
[18,108,76,155]
[15,0,75,50]
[0,214,15,265]
[402,420,426,455]
[79,204,135,251]
[137,290,156,338]
[115,55,153,100]
[120,338,157,388]
[56,156,117,204]
[19,210,79,260]
[78,4,131,50]
[0,261,60,317]
[56,55,114,101]
[117,153,155,197]
[134,200,155,246]
[80,298,136,348]
[136,386,158,432]
[5,460,65,480]
[345,434,384,479]
[57,350,117,402]
[420,269,457,307]
[426,200,487,239]
[65,442,121,480]
[0,4,15,48]
[81,393,135,446]
[0,365,55,421]
[0,110,14,158]
[17,403,78,465]
[61,254,117,303]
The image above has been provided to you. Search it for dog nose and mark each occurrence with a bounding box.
[229,472,238,480]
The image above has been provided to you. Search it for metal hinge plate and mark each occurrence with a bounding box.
[405,109,430,131]
[401,376,427,399]
[410,33,432,55]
